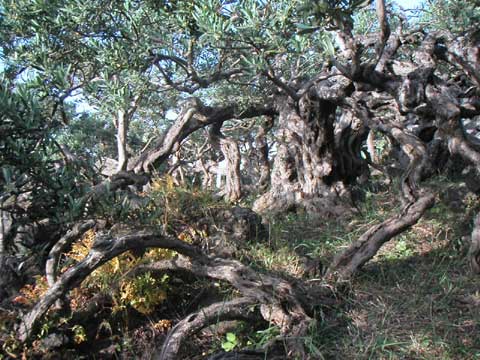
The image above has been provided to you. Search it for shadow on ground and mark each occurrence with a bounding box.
[316,246,480,359]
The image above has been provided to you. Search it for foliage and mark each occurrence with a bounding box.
[148,176,221,232]
[71,324,87,344]
[420,0,480,33]
[119,272,169,315]
[221,332,239,352]
[0,77,86,225]
[64,229,174,315]
[12,275,49,306]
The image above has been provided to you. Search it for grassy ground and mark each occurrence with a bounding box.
[3,177,479,359]
[240,177,480,359]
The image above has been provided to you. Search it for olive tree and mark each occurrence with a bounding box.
[2,0,480,358]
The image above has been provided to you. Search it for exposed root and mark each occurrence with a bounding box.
[156,297,258,360]
[19,228,334,359]
[135,256,330,358]
[18,229,202,342]
[327,192,434,279]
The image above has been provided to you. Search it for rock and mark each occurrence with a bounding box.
[463,167,480,194]
[96,157,118,177]
[39,333,69,351]
[201,320,241,337]
[13,218,59,255]
[0,255,20,305]
[439,184,472,212]
[298,255,324,278]
[117,190,150,210]
[205,207,267,256]
[214,207,266,244]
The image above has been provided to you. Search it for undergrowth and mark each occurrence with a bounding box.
[3,176,480,359]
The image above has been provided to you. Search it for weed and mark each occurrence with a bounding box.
[221,332,239,352]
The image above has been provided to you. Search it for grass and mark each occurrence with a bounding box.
[76,176,480,358]
[238,176,480,359]
[333,252,480,359]
[6,176,479,359]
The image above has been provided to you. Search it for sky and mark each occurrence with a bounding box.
[396,0,424,9]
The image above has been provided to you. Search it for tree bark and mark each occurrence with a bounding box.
[45,220,96,287]
[328,193,434,279]
[133,255,333,359]
[157,297,259,360]
[116,109,129,172]
[446,130,480,274]
[366,130,377,163]
[130,98,275,174]
[327,97,435,279]
[0,209,10,267]
[254,87,366,216]
[469,213,480,274]
[254,116,274,191]
[209,122,242,202]
[19,227,335,359]
[18,229,202,342]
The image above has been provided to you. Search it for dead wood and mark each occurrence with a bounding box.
[132,255,335,359]
[19,226,332,359]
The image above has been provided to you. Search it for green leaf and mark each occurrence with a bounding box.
[221,332,238,352]
[2,166,12,184]
[296,23,315,30]
[226,332,236,342]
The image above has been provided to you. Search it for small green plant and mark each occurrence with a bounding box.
[221,332,239,352]
[395,239,413,257]
[120,272,169,315]
[72,324,87,344]
[248,326,280,348]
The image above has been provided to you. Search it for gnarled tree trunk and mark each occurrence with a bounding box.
[254,89,367,216]
[254,116,274,192]
[209,122,242,202]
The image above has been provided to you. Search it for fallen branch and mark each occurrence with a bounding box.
[133,255,335,358]
[19,226,332,360]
